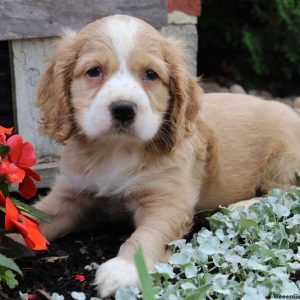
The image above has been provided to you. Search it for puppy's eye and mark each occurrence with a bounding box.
[143,69,158,81]
[86,67,103,79]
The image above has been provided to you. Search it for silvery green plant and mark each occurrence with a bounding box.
[118,187,300,300]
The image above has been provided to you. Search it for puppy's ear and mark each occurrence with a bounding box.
[159,39,202,152]
[37,29,77,144]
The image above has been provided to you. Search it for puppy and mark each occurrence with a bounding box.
[35,14,300,297]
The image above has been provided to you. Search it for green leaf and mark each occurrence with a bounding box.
[155,263,175,278]
[134,248,155,300]
[19,292,29,300]
[247,256,268,271]
[268,188,285,200]
[185,283,212,300]
[273,203,290,218]
[0,235,35,259]
[3,269,18,289]
[181,282,196,290]
[185,264,198,278]
[71,292,85,300]
[11,198,52,224]
[51,293,65,300]
[0,144,10,158]
[287,262,300,271]
[169,252,190,265]
[115,286,139,300]
[239,213,258,232]
[0,253,22,276]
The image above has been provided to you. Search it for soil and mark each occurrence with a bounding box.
[1,189,211,300]
[2,220,134,300]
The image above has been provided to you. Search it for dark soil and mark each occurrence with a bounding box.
[2,220,134,300]
[1,191,211,300]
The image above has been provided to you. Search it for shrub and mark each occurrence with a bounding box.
[198,0,300,96]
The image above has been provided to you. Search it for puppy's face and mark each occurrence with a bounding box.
[37,15,201,150]
[71,16,169,141]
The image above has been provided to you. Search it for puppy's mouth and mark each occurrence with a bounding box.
[110,122,135,136]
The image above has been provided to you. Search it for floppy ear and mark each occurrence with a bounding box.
[158,39,202,152]
[36,30,77,144]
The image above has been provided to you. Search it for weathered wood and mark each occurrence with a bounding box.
[161,25,198,75]
[33,161,59,188]
[11,37,61,158]
[0,0,168,41]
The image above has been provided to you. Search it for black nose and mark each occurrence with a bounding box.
[110,101,136,125]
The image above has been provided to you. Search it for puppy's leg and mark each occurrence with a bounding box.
[34,184,88,241]
[261,142,300,191]
[95,192,193,297]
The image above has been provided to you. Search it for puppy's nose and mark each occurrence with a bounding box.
[110,101,137,124]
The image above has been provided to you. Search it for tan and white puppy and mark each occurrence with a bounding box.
[35,15,300,297]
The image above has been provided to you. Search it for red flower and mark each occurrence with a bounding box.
[3,135,41,199]
[75,274,86,282]
[0,126,13,143]
[0,159,25,183]
[3,195,48,250]
[0,191,5,206]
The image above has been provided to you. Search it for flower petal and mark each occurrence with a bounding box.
[0,126,13,136]
[23,167,41,182]
[19,174,37,199]
[15,214,49,250]
[5,197,19,230]
[75,274,86,282]
[7,135,23,164]
[0,192,5,205]
[18,142,36,168]
[0,160,25,183]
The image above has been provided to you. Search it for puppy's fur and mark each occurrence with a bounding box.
[35,15,300,297]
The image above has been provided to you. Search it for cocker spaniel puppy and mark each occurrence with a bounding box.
[35,14,300,297]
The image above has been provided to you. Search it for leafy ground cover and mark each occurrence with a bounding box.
[123,187,300,300]
[2,187,300,300]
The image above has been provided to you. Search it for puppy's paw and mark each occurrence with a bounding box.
[95,257,139,298]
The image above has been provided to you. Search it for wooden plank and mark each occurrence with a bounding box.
[11,37,61,158]
[0,0,168,41]
[33,161,59,188]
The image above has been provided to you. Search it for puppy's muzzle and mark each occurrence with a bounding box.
[110,101,137,126]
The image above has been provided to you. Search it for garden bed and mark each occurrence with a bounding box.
[2,188,300,300]
[1,203,210,300]
[2,219,134,300]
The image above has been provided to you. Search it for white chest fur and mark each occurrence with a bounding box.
[60,142,144,197]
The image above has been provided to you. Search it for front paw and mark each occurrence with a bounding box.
[95,257,139,298]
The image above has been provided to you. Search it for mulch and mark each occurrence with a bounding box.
[2,220,134,300]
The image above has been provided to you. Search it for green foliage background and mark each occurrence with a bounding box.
[197,0,300,96]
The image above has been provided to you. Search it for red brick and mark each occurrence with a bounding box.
[168,0,201,16]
